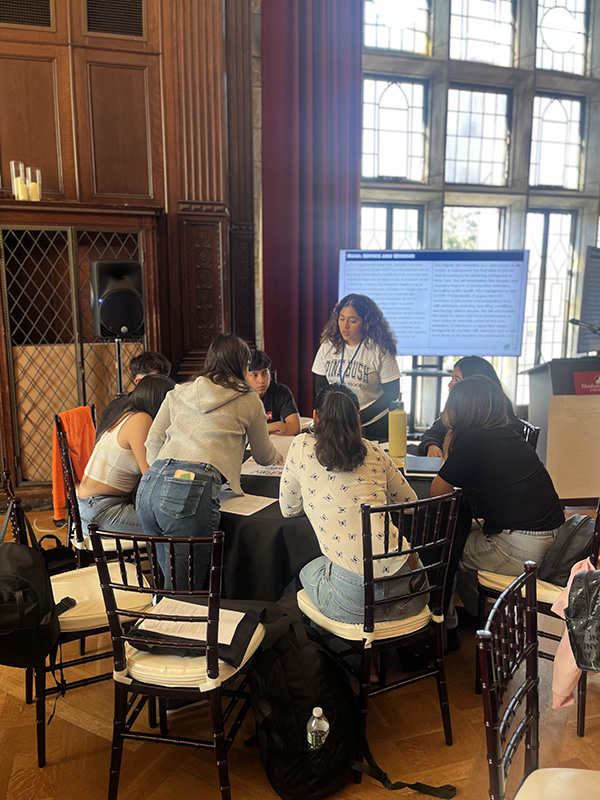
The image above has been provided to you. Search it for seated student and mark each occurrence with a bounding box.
[280,384,426,624]
[246,349,301,435]
[418,356,523,457]
[430,375,564,617]
[96,351,172,440]
[78,375,174,535]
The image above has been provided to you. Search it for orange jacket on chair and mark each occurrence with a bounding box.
[52,406,96,523]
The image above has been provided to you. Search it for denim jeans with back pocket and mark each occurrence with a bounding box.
[136,458,222,589]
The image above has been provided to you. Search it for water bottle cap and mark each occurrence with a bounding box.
[313,707,323,717]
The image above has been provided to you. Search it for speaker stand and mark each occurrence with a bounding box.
[114,338,126,396]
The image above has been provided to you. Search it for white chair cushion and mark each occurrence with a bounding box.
[118,623,266,691]
[297,589,431,648]
[516,767,600,799]
[52,563,150,632]
[477,570,562,605]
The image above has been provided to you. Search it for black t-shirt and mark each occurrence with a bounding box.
[262,381,298,423]
[438,426,564,535]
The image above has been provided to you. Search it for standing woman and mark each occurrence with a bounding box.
[280,384,426,624]
[312,294,399,440]
[430,375,564,615]
[136,334,279,589]
[78,375,175,536]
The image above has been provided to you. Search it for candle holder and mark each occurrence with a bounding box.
[10,161,25,200]
[26,167,41,201]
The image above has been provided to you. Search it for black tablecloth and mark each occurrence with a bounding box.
[219,471,433,602]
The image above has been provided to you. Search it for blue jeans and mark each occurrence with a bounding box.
[135,459,222,590]
[300,555,428,624]
[78,494,144,537]
[457,526,561,616]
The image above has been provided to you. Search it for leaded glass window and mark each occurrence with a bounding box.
[536,0,587,75]
[363,0,429,54]
[445,88,509,185]
[529,95,582,188]
[517,211,575,404]
[360,205,422,249]
[442,206,505,249]
[449,0,514,67]
[362,78,426,181]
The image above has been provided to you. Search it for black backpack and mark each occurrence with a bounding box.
[247,620,455,800]
[537,514,596,587]
[0,503,62,668]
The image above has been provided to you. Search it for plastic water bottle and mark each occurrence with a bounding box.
[307,707,330,749]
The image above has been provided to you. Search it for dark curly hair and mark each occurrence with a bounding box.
[313,384,367,472]
[320,294,397,355]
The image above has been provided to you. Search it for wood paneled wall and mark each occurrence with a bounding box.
[0,0,256,372]
[0,0,258,495]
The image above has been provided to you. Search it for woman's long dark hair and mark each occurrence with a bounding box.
[320,294,397,355]
[199,333,250,393]
[110,374,175,430]
[453,355,519,422]
[454,355,502,385]
[442,375,509,453]
[313,384,367,472]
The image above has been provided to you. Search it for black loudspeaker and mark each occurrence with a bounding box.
[90,261,145,338]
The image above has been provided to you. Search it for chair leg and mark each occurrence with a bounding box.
[434,627,453,746]
[358,647,372,726]
[576,671,588,737]
[108,682,127,800]
[475,588,488,695]
[25,666,33,704]
[34,663,46,768]
[209,690,232,800]
[158,697,168,736]
[79,636,86,656]
[148,696,157,729]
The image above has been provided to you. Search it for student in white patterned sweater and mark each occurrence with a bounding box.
[279,384,427,624]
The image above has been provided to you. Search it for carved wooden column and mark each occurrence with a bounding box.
[226,0,256,344]
[160,0,230,375]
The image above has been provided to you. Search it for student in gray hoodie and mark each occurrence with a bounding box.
[136,333,279,589]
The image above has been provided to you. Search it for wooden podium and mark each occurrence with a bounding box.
[527,358,600,498]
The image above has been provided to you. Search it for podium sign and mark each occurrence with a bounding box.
[573,371,600,395]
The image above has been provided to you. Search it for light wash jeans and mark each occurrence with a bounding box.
[78,493,144,537]
[300,555,428,624]
[135,459,222,590]
[457,526,561,616]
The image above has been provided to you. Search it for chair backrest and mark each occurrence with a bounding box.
[2,470,28,545]
[54,415,85,548]
[477,562,539,800]
[519,419,540,452]
[88,526,224,679]
[360,489,462,632]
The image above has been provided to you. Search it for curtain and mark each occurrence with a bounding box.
[261,0,362,414]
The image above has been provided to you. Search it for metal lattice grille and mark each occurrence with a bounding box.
[0,0,52,28]
[0,227,145,485]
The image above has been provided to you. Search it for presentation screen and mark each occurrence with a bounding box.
[338,249,529,357]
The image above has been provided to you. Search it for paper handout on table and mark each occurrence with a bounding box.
[269,434,294,457]
[241,456,283,477]
[219,487,277,516]
[139,597,244,645]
